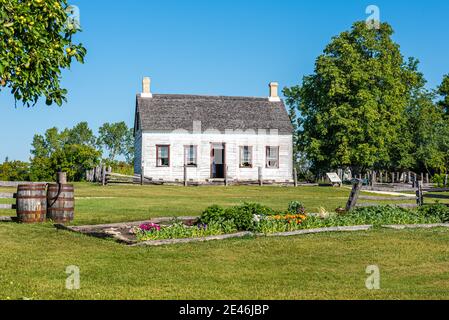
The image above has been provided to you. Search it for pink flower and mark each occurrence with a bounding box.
[139,223,161,232]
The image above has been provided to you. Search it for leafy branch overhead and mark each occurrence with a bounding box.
[0,0,86,107]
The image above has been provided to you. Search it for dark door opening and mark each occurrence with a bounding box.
[211,143,226,179]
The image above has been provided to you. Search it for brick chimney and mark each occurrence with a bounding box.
[141,77,153,98]
[269,82,280,102]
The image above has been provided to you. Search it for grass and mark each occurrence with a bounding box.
[1,183,449,300]
[0,223,448,300]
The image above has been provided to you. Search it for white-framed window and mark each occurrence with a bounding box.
[184,145,198,167]
[266,146,279,169]
[156,145,170,167]
[239,146,253,168]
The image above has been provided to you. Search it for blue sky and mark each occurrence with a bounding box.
[1,0,449,161]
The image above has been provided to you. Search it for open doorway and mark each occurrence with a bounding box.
[211,143,226,179]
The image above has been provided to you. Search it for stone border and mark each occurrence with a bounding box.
[256,225,373,237]
[382,223,449,230]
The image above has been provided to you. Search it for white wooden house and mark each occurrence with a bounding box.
[133,77,294,184]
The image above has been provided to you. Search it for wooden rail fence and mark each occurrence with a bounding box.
[346,180,449,211]
[89,165,299,187]
[0,191,17,210]
[421,183,449,205]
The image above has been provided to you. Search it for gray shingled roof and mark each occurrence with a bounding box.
[135,94,293,134]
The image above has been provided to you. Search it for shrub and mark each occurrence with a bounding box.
[223,204,256,231]
[200,205,227,225]
[0,160,30,181]
[200,203,276,231]
[418,204,449,223]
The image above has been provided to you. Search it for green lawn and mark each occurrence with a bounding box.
[1,183,449,300]
[0,223,448,300]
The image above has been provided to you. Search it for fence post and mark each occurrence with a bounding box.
[258,167,263,187]
[57,172,67,184]
[346,179,363,212]
[102,165,106,186]
[184,165,188,187]
[416,181,424,207]
[371,171,376,187]
[141,165,144,186]
[425,173,429,184]
[293,168,298,187]
[224,166,228,187]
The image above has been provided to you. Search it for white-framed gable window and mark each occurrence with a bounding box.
[266,146,279,169]
[184,145,198,167]
[239,146,253,168]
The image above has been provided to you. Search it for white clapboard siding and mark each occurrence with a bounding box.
[136,132,293,183]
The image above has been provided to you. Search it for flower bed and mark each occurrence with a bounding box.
[129,202,447,242]
[56,202,449,245]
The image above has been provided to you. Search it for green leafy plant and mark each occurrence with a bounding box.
[199,205,227,225]
[432,174,446,188]
[287,201,306,215]
[340,206,439,227]
[418,204,449,223]
[200,203,275,231]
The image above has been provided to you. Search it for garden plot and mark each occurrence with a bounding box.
[55,201,449,247]
[56,217,375,247]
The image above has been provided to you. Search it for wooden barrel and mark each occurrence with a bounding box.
[47,184,75,224]
[16,184,47,223]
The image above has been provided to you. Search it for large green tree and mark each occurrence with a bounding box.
[437,74,449,114]
[284,21,423,174]
[407,91,448,173]
[97,122,134,163]
[0,0,86,106]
